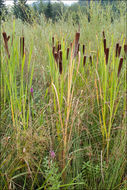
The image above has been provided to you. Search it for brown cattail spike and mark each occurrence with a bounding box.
[118,46,121,57]
[118,58,123,77]
[105,48,109,64]
[52,36,54,46]
[103,31,105,39]
[2,32,10,58]
[124,44,127,56]
[74,32,80,57]
[78,43,80,52]
[20,37,25,58]
[67,47,69,60]
[103,38,106,54]
[57,43,61,52]
[83,44,85,55]
[59,51,62,74]
[83,56,86,67]
[54,52,58,65]
[52,46,55,57]
[89,55,92,64]
[116,43,119,57]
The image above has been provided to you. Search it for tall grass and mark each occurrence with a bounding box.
[0,1,126,189]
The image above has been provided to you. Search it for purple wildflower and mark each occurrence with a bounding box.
[50,150,55,159]
[30,88,33,97]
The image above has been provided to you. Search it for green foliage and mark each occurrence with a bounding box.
[13,0,32,23]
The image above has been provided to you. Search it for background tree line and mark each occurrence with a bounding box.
[0,0,122,23]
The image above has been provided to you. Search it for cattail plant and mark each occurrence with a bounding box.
[52,36,54,46]
[115,43,119,57]
[54,52,58,65]
[74,32,80,57]
[103,38,106,54]
[83,44,85,55]
[52,46,55,57]
[83,55,86,67]
[2,32,10,58]
[78,43,80,52]
[67,47,69,60]
[124,44,127,56]
[118,57,123,77]
[102,30,105,39]
[118,45,121,57]
[105,48,109,64]
[20,36,25,58]
[59,50,62,74]
[89,55,92,64]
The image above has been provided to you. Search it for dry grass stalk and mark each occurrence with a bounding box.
[118,57,123,77]
[2,32,10,58]
[67,47,69,60]
[105,48,109,64]
[74,32,80,57]
[83,44,85,55]
[20,37,25,58]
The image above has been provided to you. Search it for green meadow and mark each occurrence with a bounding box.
[0,1,126,189]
